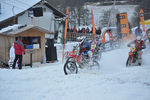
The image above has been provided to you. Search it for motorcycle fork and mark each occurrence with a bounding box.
[130,55,134,63]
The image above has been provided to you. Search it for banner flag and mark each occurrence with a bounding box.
[62,8,69,62]
[139,8,145,32]
[91,8,96,39]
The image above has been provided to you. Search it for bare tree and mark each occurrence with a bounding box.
[100,9,111,28]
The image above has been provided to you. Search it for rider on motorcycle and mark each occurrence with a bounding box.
[79,39,91,58]
[128,36,146,65]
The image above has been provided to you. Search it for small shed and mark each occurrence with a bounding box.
[0,25,50,65]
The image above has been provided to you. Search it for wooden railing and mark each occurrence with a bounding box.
[66,32,99,41]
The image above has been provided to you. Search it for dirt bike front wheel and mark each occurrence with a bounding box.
[64,61,78,75]
[126,57,132,67]
[66,57,74,62]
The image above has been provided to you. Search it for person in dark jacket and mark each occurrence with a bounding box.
[12,36,25,69]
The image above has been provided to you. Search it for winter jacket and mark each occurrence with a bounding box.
[135,40,146,51]
[108,32,113,40]
[127,39,146,51]
[101,30,112,43]
[14,39,25,55]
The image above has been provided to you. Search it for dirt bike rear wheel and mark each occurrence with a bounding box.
[64,61,78,75]
[126,57,130,67]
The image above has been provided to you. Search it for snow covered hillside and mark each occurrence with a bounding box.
[85,4,137,28]
[0,42,150,100]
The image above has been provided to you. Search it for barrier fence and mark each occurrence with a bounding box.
[66,32,100,41]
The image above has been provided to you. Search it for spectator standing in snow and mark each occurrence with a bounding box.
[8,44,15,67]
[12,36,25,69]
[101,29,111,43]
[105,30,110,42]
[72,26,77,32]
[81,28,86,34]
[78,28,81,33]
[146,29,150,41]
[96,27,101,35]
[86,27,90,33]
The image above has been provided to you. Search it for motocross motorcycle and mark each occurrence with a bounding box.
[126,47,142,66]
[64,43,100,75]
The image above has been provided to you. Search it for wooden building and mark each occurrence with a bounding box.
[0,0,65,33]
[0,25,50,65]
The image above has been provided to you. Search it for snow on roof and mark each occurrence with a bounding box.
[0,24,50,35]
[0,0,41,22]
[0,24,23,33]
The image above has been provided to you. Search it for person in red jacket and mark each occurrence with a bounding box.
[12,36,25,69]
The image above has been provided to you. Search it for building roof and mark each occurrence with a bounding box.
[43,1,65,18]
[0,25,50,35]
[0,0,40,22]
[0,0,65,23]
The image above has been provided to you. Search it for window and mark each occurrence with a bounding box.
[120,15,126,19]
[121,24,126,28]
[16,37,41,49]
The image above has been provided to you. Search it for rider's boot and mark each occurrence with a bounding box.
[138,58,142,66]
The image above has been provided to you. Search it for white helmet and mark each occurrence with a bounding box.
[136,36,141,41]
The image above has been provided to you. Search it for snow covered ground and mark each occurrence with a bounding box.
[0,42,150,100]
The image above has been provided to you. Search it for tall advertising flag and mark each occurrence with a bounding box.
[62,8,69,62]
[91,8,96,39]
[139,8,145,32]
[119,13,130,39]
